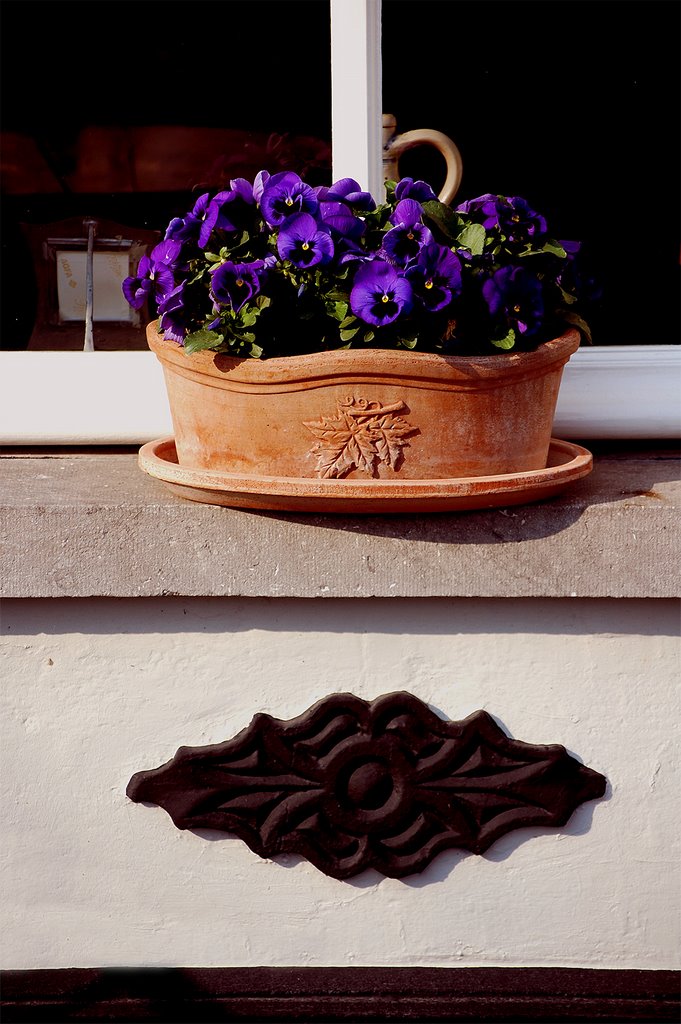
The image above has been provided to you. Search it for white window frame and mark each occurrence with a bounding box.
[0,0,679,445]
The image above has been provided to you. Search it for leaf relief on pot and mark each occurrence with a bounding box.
[303,397,419,479]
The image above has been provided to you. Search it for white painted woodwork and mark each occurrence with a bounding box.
[2,596,678,970]
[330,0,383,197]
[0,346,678,445]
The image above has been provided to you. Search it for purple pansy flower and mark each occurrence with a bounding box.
[318,200,366,242]
[164,193,215,248]
[455,193,501,228]
[211,260,265,313]
[382,199,433,266]
[121,239,181,309]
[315,177,376,212]
[121,257,155,309]
[164,215,198,246]
[350,260,413,326]
[482,266,545,335]
[252,170,271,204]
[335,240,369,265]
[259,171,319,228]
[150,239,183,269]
[277,212,334,268]
[157,283,189,343]
[208,178,256,233]
[405,243,462,312]
[561,239,581,259]
[121,162,591,358]
[497,197,547,243]
[394,178,438,203]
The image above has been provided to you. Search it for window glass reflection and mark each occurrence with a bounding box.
[1,1,332,350]
[382,0,680,347]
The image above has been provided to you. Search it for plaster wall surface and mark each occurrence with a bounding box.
[1,596,679,972]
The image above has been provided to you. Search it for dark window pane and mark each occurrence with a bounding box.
[1,0,332,349]
[383,0,680,346]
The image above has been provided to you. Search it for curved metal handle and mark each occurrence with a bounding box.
[382,115,463,205]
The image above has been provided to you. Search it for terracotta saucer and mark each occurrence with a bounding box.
[138,437,593,514]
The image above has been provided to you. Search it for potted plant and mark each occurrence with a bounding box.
[123,171,595,512]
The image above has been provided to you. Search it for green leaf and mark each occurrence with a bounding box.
[490,328,516,351]
[187,268,208,286]
[539,239,567,258]
[240,308,259,327]
[421,200,462,242]
[384,179,398,202]
[219,238,242,259]
[340,326,361,342]
[398,335,419,350]
[326,300,348,321]
[558,286,578,305]
[561,311,593,344]
[183,329,226,354]
[456,223,486,256]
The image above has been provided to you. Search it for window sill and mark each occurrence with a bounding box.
[2,443,679,599]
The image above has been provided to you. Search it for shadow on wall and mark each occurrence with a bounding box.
[5,596,680,638]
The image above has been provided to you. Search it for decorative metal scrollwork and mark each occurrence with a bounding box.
[127,691,606,880]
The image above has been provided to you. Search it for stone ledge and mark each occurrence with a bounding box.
[1,445,679,598]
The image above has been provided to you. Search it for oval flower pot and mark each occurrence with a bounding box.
[140,322,592,513]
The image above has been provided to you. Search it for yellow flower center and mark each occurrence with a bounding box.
[286,197,293,206]
[302,242,309,250]
[236,278,244,287]
[513,303,521,313]
[381,294,390,303]
[425,280,433,290]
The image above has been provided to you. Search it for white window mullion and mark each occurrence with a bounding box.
[330,0,383,197]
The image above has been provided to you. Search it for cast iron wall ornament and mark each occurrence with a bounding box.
[127,692,606,880]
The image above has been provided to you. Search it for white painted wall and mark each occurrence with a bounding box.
[1,597,679,971]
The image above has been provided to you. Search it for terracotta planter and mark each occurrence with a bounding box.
[141,322,592,512]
